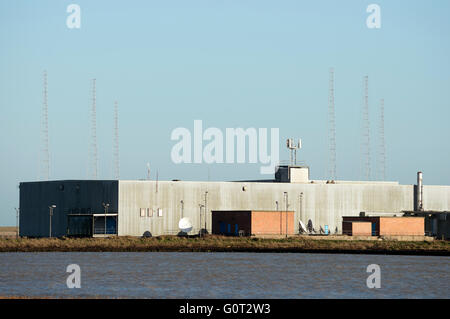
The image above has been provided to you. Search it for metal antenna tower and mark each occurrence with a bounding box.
[40,70,50,180]
[286,138,301,165]
[328,67,336,180]
[113,101,120,179]
[378,98,386,181]
[362,76,371,180]
[90,79,98,179]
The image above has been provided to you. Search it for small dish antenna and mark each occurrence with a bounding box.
[146,162,151,180]
[299,220,308,233]
[178,217,193,233]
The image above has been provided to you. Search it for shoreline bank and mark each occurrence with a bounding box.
[0,235,449,256]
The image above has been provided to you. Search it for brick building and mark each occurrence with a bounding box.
[212,210,295,236]
[342,216,424,236]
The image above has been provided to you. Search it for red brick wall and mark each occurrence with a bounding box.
[351,222,372,236]
[379,217,424,236]
[251,211,295,235]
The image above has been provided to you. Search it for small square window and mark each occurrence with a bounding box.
[147,208,153,217]
[140,208,146,217]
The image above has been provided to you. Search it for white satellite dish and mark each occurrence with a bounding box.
[299,220,307,233]
[178,217,193,233]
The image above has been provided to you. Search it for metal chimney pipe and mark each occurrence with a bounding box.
[417,171,423,211]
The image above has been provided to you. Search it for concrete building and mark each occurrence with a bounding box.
[19,166,450,238]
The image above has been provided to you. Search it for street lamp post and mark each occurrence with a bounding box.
[204,191,208,235]
[180,200,184,219]
[284,192,288,238]
[14,208,19,239]
[102,203,109,235]
[199,204,204,237]
[299,192,304,223]
[49,205,56,237]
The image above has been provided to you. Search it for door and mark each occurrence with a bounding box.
[371,222,377,236]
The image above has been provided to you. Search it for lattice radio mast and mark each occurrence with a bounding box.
[40,70,50,180]
[328,67,336,180]
[90,79,98,179]
[378,98,386,181]
[362,75,371,180]
[113,101,119,179]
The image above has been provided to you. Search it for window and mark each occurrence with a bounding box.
[147,208,153,217]
[157,208,163,217]
[140,208,146,217]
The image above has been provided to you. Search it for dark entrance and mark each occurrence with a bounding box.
[67,213,118,237]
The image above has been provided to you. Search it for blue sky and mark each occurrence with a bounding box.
[1,0,449,225]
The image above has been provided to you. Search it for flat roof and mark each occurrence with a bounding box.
[212,210,295,213]
[343,216,423,218]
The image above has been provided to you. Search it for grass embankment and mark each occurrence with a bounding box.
[0,235,449,255]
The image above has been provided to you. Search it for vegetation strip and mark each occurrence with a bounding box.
[0,235,448,256]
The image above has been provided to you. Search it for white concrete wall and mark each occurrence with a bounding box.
[423,185,450,211]
[290,167,309,183]
[118,180,417,236]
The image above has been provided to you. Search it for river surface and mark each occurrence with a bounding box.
[0,252,448,298]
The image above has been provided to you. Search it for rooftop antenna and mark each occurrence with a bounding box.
[361,75,371,180]
[40,70,50,180]
[378,98,386,181]
[146,162,151,180]
[286,138,301,165]
[156,169,159,193]
[113,101,120,179]
[328,67,336,180]
[90,79,98,179]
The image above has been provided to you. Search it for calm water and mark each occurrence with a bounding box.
[0,252,448,298]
